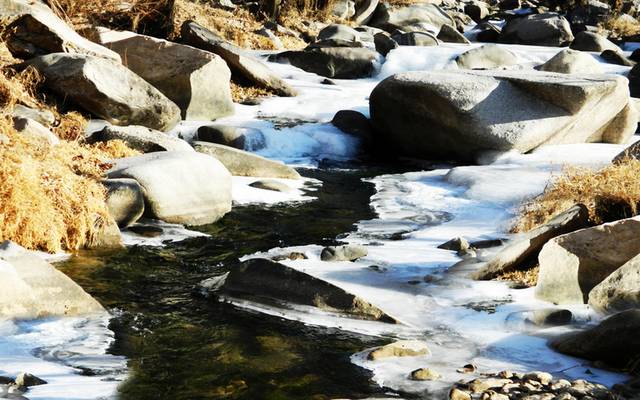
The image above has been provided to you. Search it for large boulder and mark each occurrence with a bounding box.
[374,32,398,56]
[369,69,637,161]
[369,3,454,33]
[588,253,640,313]
[196,125,265,150]
[570,31,620,53]
[88,125,194,153]
[180,21,297,97]
[551,309,640,368]
[500,13,574,47]
[537,49,604,74]
[97,29,234,121]
[456,44,518,70]
[1,0,120,61]
[0,241,104,320]
[312,24,364,48]
[28,53,181,132]
[108,151,232,226]
[204,258,398,323]
[437,24,470,44]
[473,205,590,280]
[391,31,439,46]
[535,216,640,304]
[269,47,379,79]
[192,141,300,179]
[354,0,379,25]
[103,178,145,228]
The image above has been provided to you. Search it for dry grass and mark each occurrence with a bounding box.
[514,158,640,232]
[497,266,539,287]
[230,80,274,103]
[601,14,640,38]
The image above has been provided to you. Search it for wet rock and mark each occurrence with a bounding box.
[249,180,291,192]
[500,13,574,47]
[0,241,105,319]
[600,49,634,66]
[197,125,265,150]
[97,28,234,121]
[269,47,379,79]
[207,258,398,323]
[456,44,518,70]
[14,372,46,388]
[103,178,145,228]
[437,24,470,44]
[391,31,439,46]
[536,216,640,304]
[28,53,181,132]
[537,49,604,74]
[88,125,194,153]
[108,151,232,226]
[320,244,368,261]
[410,367,441,381]
[181,21,297,97]
[12,117,59,146]
[193,141,300,179]
[367,340,430,360]
[369,2,454,33]
[570,31,621,53]
[374,32,398,56]
[473,205,590,280]
[588,253,640,313]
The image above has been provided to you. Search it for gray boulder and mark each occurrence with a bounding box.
[193,141,300,179]
[1,0,120,61]
[536,216,640,304]
[108,151,232,226]
[391,31,439,46]
[353,0,379,25]
[374,32,398,56]
[464,1,490,23]
[0,241,104,319]
[369,2,454,33]
[331,109,374,144]
[205,258,398,323]
[500,13,574,47]
[28,53,181,132]
[13,117,59,146]
[473,205,590,280]
[97,28,234,121]
[537,49,604,74]
[600,49,634,67]
[269,47,379,79]
[588,253,640,313]
[197,125,265,150]
[88,125,194,153]
[456,44,518,70]
[369,69,636,161]
[321,244,368,261]
[180,21,297,97]
[437,24,470,44]
[103,178,145,228]
[570,31,621,53]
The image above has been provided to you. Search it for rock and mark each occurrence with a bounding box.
[499,0,520,10]
[97,28,234,120]
[88,125,194,153]
[465,2,490,23]
[629,63,640,97]
[374,32,398,56]
[320,244,368,261]
[1,1,120,61]
[11,104,55,126]
[437,24,471,44]
[14,372,46,388]
[249,180,291,192]
[475,22,501,43]
[524,309,573,326]
[449,387,472,400]
[28,53,181,132]
[600,49,634,66]
[370,69,636,162]
[12,117,59,146]
[473,205,590,280]
[103,178,145,228]
[535,216,640,304]
[588,253,640,313]
[193,141,300,179]
[456,44,518,70]
[0,241,104,319]
[269,47,379,79]
[368,340,430,360]
[631,48,640,63]
[331,110,373,143]
[551,309,640,367]
[567,0,612,27]
[180,21,296,97]
[613,139,640,162]
[197,125,265,150]
[438,237,470,252]
[391,31,439,46]
[353,0,379,25]
[457,364,478,374]
[206,258,397,323]
[410,367,441,381]
[570,31,621,53]
[108,151,232,226]
[315,24,362,47]
[369,3,454,33]
[332,0,355,19]
[500,13,574,47]
[537,49,604,74]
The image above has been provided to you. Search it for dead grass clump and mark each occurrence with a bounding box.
[230,80,274,103]
[514,158,640,232]
[497,266,539,287]
[601,14,640,38]
[92,139,141,159]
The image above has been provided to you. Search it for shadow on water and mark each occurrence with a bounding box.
[58,166,413,400]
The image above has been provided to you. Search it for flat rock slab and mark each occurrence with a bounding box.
[28,53,181,132]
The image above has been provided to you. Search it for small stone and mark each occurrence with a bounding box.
[14,372,47,388]
[551,379,571,391]
[249,180,292,192]
[438,237,470,252]
[367,340,430,360]
[457,364,477,374]
[481,391,509,400]
[287,252,307,260]
[410,367,441,381]
[450,387,472,400]
[321,245,367,262]
[525,371,553,385]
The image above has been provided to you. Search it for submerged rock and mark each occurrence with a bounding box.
[320,245,368,262]
[206,258,398,323]
[367,340,430,360]
[269,47,379,79]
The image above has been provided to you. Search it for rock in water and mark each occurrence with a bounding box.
[410,368,441,381]
[108,152,232,226]
[249,180,291,192]
[269,47,379,79]
[368,340,430,360]
[88,125,194,153]
[103,178,145,228]
[97,29,234,121]
[588,253,640,313]
[500,13,574,47]
[207,258,398,323]
[193,141,300,179]
[0,241,105,319]
[551,309,640,368]
[369,69,636,161]
[28,53,181,132]
[180,21,297,97]
[321,245,368,261]
[536,216,640,304]
[14,372,47,388]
